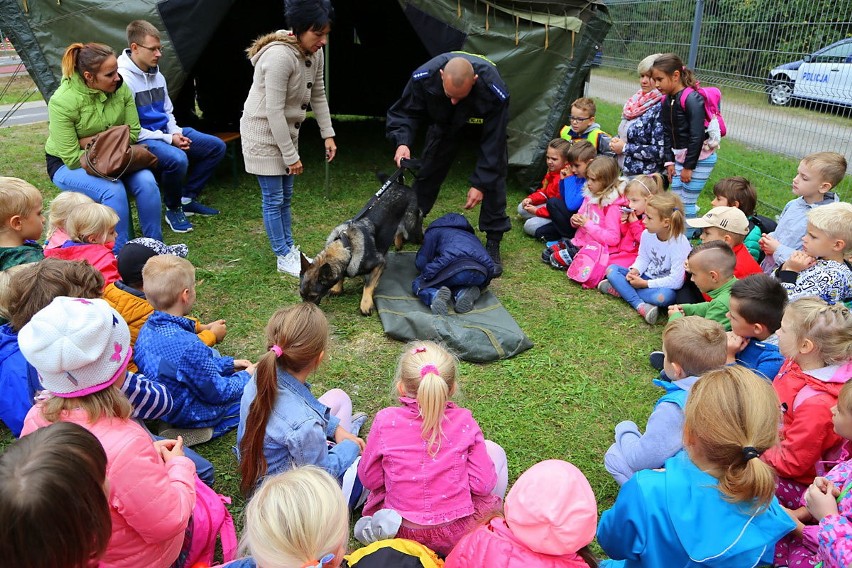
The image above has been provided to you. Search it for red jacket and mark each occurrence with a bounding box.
[45,241,119,287]
[526,171,562,218]
[733,242,762,279]
[763,359,850,485]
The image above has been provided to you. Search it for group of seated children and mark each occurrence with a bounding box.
[521,145,851,327]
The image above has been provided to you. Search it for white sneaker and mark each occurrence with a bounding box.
[277,247,301,277]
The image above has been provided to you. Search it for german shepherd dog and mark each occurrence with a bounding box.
[300,163,422,315]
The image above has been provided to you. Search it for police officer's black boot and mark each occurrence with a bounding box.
[485,238,503,278]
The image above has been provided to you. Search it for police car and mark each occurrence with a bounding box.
[766,38,852,108]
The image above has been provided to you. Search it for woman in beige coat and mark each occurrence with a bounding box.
[241,0,336,277]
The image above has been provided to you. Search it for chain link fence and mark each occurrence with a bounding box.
[589,0,852,211]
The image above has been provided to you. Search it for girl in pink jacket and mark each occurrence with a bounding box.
[44,202,120,286]
[545,156,638,270]
[357,341,508,556]
[19,296,196,568]
[446,460,599,568]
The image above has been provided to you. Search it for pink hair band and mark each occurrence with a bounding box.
[270,345,283,357]
[420,364,440,378]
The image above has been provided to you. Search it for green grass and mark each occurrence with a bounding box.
[0,114,845,554]
[0,73,42,106]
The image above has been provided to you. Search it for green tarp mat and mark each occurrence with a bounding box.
[373,252,533,362]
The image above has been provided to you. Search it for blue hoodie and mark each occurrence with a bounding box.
[0,324,39,436]
[599,452,796,567]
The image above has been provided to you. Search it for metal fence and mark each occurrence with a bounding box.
[589,0,852,212]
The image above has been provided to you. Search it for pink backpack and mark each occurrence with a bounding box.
[567,242,610,288]
[184,476,238,567]
[679,84,727,137]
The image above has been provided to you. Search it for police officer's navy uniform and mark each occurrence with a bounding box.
[386,52,512,245]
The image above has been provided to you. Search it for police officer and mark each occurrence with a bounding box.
[387,53,511,277]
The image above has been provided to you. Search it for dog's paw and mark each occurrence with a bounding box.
[394,233,404,251]
[359,297,375,316]
[330,280,344,295]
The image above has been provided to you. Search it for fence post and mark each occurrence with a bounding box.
[687,0,704,68]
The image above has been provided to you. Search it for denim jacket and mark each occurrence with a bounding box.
[237,369,359,485]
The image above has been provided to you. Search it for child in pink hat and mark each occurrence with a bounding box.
[445,459,599,567]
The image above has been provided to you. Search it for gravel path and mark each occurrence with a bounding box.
[589,74,852,174]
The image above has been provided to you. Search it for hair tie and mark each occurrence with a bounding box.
[420,364,440,378]
[269,345,283,358]
[301,553,334,568]
[411,346,427,354]
[742,446,761,461]
[672,207,680,212]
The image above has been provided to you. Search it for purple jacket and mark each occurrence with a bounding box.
[358,396,497,525]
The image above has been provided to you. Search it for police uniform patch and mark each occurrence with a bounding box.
[489,82,508,101]
[412,70,430,81]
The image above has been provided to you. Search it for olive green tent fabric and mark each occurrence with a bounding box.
[373,252,533,362]
[0,0,609,184]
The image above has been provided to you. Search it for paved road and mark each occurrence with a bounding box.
[0,100,47,127]
[589,73,852,174]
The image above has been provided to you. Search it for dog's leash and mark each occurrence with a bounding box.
[349,158,421,223]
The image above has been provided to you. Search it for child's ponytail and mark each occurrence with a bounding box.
[784,299,852,365]
[652,53,698,88]
[684,366,780,511]
[240,303,329,496]
[646,192,686,239]
[394,341,458,457]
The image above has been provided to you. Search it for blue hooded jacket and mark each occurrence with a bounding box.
[0,324,40,436]
[415,213,495,289]
[599,452,796,567]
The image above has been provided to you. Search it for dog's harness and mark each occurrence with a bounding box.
[349,158,420,222]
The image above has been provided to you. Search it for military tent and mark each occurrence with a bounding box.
[1,0,609,182]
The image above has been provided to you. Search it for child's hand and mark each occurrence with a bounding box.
[680,168,693,183]
[571,214,588,228]
[205,319,227,343]
[668,304,684,316]
[154,436,186,463]
[610,137,625,154]
[666,164,675,182]
[334,425,366,453]
[806,479,840,521]
[726,332,747,361]
[783,251,816,273]
[812,476,841,497]
[759,234,780,255]
[560,166,571,179]
[523,204,538,214]
[627,268,640,277]
[626,272,648,288]
[521,197,532,208]
[234,359,255,373]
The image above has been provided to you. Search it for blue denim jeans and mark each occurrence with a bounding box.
[150,433,216,487]
[52,165,162,251]
[413,269,488,307]
[605,264,677,310]
[256,174,296,257]
[142,127,226,208]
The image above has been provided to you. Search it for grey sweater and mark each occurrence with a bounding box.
[240,31,335,175]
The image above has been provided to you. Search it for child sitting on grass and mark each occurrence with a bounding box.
[358,340,508,557]
[534,140,596,242]
[764,298,852,567]
[668,241,737,330]
[605,316,727,485]
[44,202,120,286]
[44,190,94,250]
[237,303,365,499]
[544,156,636,270]
[598,192,690,325]
[518,138,572,238]
[775,201,852,306]
[710,176,762,261]
[446,459,599,567]
[598,366,797,567]
[725,274,787,381]
[0,177,45,271]
[135,255,254,439]
[103,237,224,372]
[760,151,845,274]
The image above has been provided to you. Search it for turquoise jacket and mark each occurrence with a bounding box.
[44,73,141,170]
[599,452,796,567]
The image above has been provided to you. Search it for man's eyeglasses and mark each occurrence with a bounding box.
[137,44,164,54]
[568,115,591,123]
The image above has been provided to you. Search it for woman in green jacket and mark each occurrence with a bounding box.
[45,42,162,251]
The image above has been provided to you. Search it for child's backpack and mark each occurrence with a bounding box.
[343,538,444,567]
[679,84,727,139]
[567,242,610,289]
[185,476,238,567]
